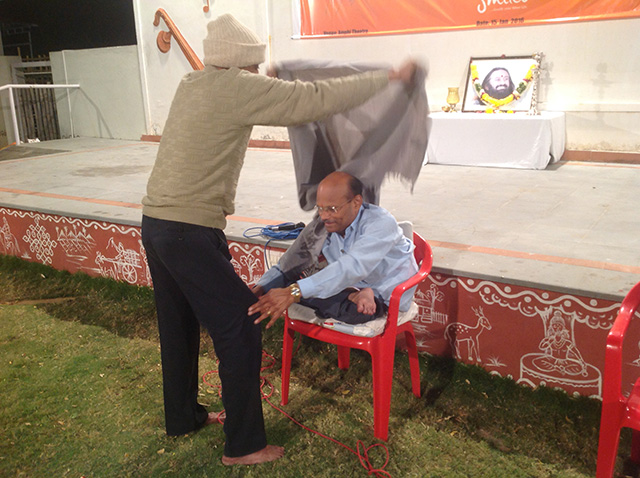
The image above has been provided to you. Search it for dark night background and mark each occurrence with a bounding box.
[0,0,136,58]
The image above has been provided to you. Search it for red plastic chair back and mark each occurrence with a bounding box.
[596,280,640,477]
[280,232,433,441]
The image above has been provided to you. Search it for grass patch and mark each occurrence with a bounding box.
[0,254,631,477]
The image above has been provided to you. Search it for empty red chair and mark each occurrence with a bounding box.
[280,232,433,441]
[596,280,640,477]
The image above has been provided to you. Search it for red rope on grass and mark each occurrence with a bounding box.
[202,349,392,477]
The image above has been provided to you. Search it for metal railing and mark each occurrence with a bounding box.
[0,83,79,145]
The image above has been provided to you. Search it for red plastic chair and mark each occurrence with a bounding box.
[596,280,640,477]
[280,232,433,441]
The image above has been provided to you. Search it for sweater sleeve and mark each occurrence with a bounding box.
[234,69,390,127]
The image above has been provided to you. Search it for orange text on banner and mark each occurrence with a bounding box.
[297,0,640,38]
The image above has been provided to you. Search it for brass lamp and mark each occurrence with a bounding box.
[445,87,460,112]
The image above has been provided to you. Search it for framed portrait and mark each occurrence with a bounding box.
[461,55,541,113]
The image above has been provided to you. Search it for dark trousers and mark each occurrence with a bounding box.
[141,216,266,458]
[301,289,388,324]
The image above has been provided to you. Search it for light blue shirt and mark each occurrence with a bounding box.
[259,204,418,311]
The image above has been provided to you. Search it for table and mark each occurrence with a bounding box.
[425,111,566,169]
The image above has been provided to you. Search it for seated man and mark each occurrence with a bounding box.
[249,171,418,329]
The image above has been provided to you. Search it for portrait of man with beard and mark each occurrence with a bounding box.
[481,67,515,100]
[463,56,540,112]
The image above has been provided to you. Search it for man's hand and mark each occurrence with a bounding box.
[266,64,278,78]
[388,59,419,86]
[248,287,295,329]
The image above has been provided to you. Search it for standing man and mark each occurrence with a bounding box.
[141,13,418,466]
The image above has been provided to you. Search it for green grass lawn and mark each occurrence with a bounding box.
[0,255,631,477]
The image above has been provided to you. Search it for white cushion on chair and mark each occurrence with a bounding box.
[287,301,419,338]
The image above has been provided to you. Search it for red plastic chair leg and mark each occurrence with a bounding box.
[337,345,351,370]
[371,349,395,441]
[596,422,622,477]
[280,324,296,405]
[404,329,421,397]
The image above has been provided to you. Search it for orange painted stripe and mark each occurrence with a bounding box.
[1,186,637,275]
[0,187,143,208]
[428,240,640,275]
[2,142,155,164]
[0,187,285,226]
[247,147,291,153]
[226,215,282,225]
[560,161,640,169]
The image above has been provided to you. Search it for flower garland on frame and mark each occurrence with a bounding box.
[471,62,537,110]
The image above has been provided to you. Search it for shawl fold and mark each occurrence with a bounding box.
[275,60,430,282]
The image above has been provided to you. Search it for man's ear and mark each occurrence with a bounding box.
[353,194,364,208]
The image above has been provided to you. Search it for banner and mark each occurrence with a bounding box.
[296,0,640,38]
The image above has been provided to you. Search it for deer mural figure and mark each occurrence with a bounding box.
[445,306,492,362]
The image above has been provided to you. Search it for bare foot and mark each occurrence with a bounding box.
[205,411,226,426]
[348,288,377,316]
[222,445,285,466]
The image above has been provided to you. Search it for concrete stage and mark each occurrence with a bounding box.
[1,137,639,399]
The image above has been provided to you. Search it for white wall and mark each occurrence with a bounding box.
[50,45,146,140]
[132,1,639,152]
[132,0,269,136]
[0,56,20,148]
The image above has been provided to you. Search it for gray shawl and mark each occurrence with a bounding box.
[275,60,430,281]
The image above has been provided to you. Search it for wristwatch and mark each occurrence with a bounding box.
[288,282,302,303]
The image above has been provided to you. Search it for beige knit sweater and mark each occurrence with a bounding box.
[142,66,389,229]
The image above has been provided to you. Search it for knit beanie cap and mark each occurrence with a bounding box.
[203,14,266,68]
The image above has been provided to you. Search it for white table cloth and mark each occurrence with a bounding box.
[425,112,566,169]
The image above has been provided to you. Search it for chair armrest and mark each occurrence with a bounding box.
[387,240,433,315]
[608,282,640,349]
[603,281,640,401]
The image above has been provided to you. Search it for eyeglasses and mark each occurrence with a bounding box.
[315,198,353,214]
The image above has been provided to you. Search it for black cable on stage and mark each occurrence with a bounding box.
[243,222,305,269]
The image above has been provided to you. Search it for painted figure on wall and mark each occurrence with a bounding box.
[230,242,265,288]
[519,305,601,397]
[56,224,97,265]
[532,309,588,376]
[445,306,492,362]
[95,237,142,284]
[1,217,20,255]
